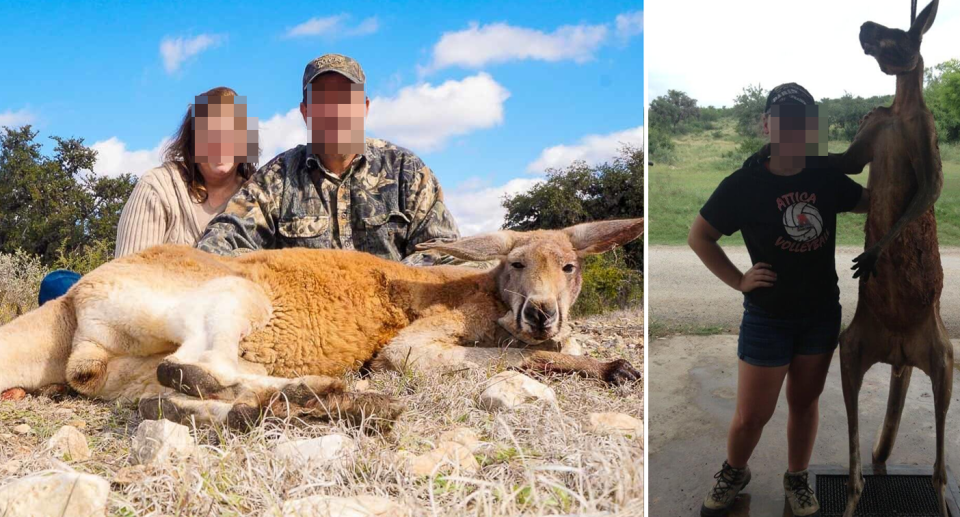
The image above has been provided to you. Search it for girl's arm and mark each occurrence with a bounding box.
[851,188,870,214]
[687,215,776,292]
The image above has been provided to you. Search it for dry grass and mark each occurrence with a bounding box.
[0,310,643,517]
[0,250,45,321]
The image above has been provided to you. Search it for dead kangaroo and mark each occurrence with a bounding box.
[0,219,642,430]
[830,1,949,515]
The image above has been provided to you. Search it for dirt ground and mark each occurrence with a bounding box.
[649,245,960,516]
[0,309,643,517]
[650,245,960,335]
[649,335,960,516]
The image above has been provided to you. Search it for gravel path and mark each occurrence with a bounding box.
[650,245,960,335]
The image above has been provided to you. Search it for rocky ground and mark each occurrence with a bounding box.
[0,308,642,517]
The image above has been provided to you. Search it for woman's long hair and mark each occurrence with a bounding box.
[162,86,258,203]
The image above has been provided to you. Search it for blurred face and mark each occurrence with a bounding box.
[300,72,368,156]
[194,97,258,177]
[764,104,827,168]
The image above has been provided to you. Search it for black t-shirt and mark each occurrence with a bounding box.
[700,151,864,317]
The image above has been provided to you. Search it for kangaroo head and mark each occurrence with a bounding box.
[417,218,643,343]
[860,0,937,75]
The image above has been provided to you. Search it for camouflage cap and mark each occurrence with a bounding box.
[302,53,366,90]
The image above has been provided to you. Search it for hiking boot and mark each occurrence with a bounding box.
[701,461,752,517]
[784,469,820,516]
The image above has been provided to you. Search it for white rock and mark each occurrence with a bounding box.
[588,412,643,438]
[1,460,20,475]
[478,371,557,411]
[266,494,408,517]
[406,441,480,477]
[0,472,109,517]
[273,434,356,467]
[561,335,584,356]
[131,419,196,465]
[12,424,30,435]
[47,425,91,461]
[439,427,481,452]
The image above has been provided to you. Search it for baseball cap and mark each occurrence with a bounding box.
[765,83,816,113]
[302,54,366,91]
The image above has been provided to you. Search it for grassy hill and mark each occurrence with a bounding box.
[649,119,960,246]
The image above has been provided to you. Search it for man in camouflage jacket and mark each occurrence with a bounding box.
[196,54,460,265]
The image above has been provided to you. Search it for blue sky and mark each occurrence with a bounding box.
[0,0,643,234]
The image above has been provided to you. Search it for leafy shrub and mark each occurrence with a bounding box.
[572,248,642,317]
[732,84,768,137]
[53,239,114,275]
[926,59,960,144]
[649,125,676,164]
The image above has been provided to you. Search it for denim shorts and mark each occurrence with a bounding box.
[737,299,842,367]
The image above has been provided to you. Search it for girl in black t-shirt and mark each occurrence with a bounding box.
[688,83,869,517]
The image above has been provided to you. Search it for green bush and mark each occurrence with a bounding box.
[732,84,768,137]
[649,125,677,164]
[572,249,642,317]
[926,59,960,144]
[53,239,114,275]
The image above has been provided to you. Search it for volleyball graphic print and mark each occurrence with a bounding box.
[782,202,823,242]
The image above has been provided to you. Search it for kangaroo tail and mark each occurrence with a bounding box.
[872,365,913,464]
[0,297,77,393]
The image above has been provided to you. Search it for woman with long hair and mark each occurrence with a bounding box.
[114,86,258,257]
[39,86,257,305]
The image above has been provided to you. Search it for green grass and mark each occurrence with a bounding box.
[649,119,960,246]
[648,319,729,339]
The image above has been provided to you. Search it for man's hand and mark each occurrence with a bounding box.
[852,246,880,280]
[738,263,776,292]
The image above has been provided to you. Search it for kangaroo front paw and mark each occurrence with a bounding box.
[602,358,641,385]
[157,360,227,398]
[138,395,186,424]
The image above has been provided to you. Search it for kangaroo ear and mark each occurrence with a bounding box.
[909,0,938,39]
[564,218,644,256]
[415,232,516,261]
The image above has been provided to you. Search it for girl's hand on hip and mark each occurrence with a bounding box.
[738,263,776,292]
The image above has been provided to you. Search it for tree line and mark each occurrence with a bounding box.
[649,58,960,164]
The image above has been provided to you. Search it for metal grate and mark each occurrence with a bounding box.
[817,475,943,516]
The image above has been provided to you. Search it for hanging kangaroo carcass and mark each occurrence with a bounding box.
[831,1,949,515]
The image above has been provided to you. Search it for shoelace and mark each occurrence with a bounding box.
[787,473,815,507]
[711,463,744,502]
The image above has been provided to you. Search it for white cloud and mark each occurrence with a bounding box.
[445,177,543,235]
[258,108,307,161]
[91,137,168,178]
[429,21,609,70]
[285,15,380,38]
[527,125,644,173]
[160,34,225,74]
[350,17,380,37]
[254,73,509,157]
[647,0,960,108]
[367,72,510,152]
[0,108,35,127]
[615,11,643,41]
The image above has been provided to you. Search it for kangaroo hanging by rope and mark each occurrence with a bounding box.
[830,1,948,515]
